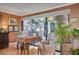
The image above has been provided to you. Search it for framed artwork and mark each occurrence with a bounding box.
[14,25,19,32]
[8,25,14,32]
[9,18,17,25]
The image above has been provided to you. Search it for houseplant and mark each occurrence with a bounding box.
[54,24,73,55]
[72,28,79,37]
[72,28,79,55]
[54,15,72,54]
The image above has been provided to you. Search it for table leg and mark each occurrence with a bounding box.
[21,49,23,55]
[23,49,26,55]
[38,47,40,54]
[17,41,19,55]
[27,45,29,55]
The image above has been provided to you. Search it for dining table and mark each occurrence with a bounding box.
[17,36,41,55]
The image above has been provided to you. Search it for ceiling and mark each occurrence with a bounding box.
[0,3,73,16]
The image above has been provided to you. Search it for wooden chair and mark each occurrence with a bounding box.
[30,36,42,54]
[34,37,46,54]
[17,38,31,55]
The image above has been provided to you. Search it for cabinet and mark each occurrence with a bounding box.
[0,32,9,49]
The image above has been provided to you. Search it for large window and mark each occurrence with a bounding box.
[23,16,56,40]
[22,9,70,40]
[22,14,69,40]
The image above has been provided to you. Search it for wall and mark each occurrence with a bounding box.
[0,12,21,43]
[22,3,79,19]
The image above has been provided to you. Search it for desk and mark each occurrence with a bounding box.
[17,36,41,55]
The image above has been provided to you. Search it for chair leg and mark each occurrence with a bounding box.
[23,49,26,55]
[38,46,43,55]
[27,46,29,55]
[37,47,40,54]
[17,42,19,55]
[43,43,45,51]
[21,49,23,55]
[17,49,19,55]
[20,46,24,55]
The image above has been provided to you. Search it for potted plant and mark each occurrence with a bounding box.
[72,28,79,37]
[72,28,79,55]
[54,15,72,54]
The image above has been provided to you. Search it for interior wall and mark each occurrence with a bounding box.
[22,3,79,19]
[0,12,21,43]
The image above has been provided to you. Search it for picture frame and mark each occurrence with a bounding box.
[8,25,14,32]
[14,25,19,32]
[9,18,17,25]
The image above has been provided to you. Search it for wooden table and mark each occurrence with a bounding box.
[17,36,41,55]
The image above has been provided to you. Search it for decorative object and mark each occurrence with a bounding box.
[9,18,17,25]
[14,25,19,32]
[8,25,14,32]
